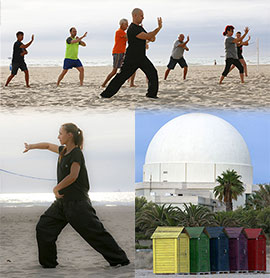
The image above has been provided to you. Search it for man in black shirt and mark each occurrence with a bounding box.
[100,8,162,99]
[5,31,34,87]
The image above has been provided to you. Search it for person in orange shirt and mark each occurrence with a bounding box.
[102,19,136,87]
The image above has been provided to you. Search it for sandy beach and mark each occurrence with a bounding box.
[1,65,270,112]
[0,205,135,278]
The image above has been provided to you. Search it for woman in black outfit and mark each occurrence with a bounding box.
[23,123,129,268]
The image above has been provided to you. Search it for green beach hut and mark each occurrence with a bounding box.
[185,227,210,273]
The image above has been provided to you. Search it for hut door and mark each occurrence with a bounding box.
[258,236,266,270]
[239,235,248,270]
[220,236,229,270]
[179,235,189,273]
[199,235,209,271]
[229,239,238,270]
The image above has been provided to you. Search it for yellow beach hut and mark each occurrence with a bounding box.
[151,226,190,274]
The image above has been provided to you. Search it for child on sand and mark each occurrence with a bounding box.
[164,34,189,80]
[219,25,249,84]
[23,123,129,268]
[5,31,34,87]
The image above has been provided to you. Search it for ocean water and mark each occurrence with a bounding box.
[1,55,269,67]
[0,192,134,207]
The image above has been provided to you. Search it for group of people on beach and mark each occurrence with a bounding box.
[5,8,250,98]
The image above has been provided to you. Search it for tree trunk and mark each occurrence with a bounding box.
[226,201,231,212]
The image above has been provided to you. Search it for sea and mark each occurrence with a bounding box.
[1,55,270,67]
[0,192,134,207]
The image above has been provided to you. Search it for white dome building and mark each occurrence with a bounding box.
[136,113,253,210]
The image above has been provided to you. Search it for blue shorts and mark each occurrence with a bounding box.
[167,56,188,69]
[113,53,125,69]
[63,58,83,69]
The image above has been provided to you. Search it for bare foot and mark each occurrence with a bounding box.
[130,84,137,88]
[101,84,106,88]
[26,85,30,88]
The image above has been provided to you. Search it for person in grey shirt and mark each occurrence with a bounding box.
[219,25,249,84]
[164,34,189,80]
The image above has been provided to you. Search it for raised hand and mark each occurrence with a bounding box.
[186,35,190,42]
[157,17,162,29]
[31,35,34,41]
[244,27,249,34]
[83,32,87,38]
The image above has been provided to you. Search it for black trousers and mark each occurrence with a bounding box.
[100,56,158,98]
[222,58,244,76]
[36,199,129,268]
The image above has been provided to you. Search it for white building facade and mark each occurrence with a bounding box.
[136,113,253,211]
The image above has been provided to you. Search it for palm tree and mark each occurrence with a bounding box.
[136,203,178,237]
[213,169,245,211]
[246,184,270,210]
[176,203,216,227]
[214,211,240,227]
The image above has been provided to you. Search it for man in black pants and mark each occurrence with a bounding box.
[100,8,162,99]
[5,31,34,87]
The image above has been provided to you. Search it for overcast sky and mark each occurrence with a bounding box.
[135,110,270,185]
[1,0,270,63]
[0,110,134,193]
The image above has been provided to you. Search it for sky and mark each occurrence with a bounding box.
[1,0,270,64]
[135,110,270,185]
[0,110,134,193]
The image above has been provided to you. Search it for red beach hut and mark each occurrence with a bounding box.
[244,228,266,272]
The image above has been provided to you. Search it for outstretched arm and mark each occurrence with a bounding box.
[23,142,59,154]
[70,32,87,44]
[136,17,162,41]
[233,27,249,43]
[53,162,80,198]
[20,35,34,49]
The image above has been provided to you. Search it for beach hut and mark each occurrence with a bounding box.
[205,227,229,272]
[245,228,266,271]
[151,226,190,274]
[185,227,210,273]
[224,227,248,271]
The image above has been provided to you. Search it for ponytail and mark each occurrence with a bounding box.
[59,123,84,161]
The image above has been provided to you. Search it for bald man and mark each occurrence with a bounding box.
[164,34,189,80]
[100,8,162,99]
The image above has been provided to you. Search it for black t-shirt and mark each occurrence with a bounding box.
[57,146,90,201]
[126,23,147,61]
[237,45,243,57]
[12,41,24,63]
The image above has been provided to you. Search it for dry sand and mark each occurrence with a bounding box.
[1,65,270,112]
[0,205,135,278]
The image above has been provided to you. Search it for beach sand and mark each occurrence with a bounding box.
[1,65,270,112]
[0,205,135,278]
